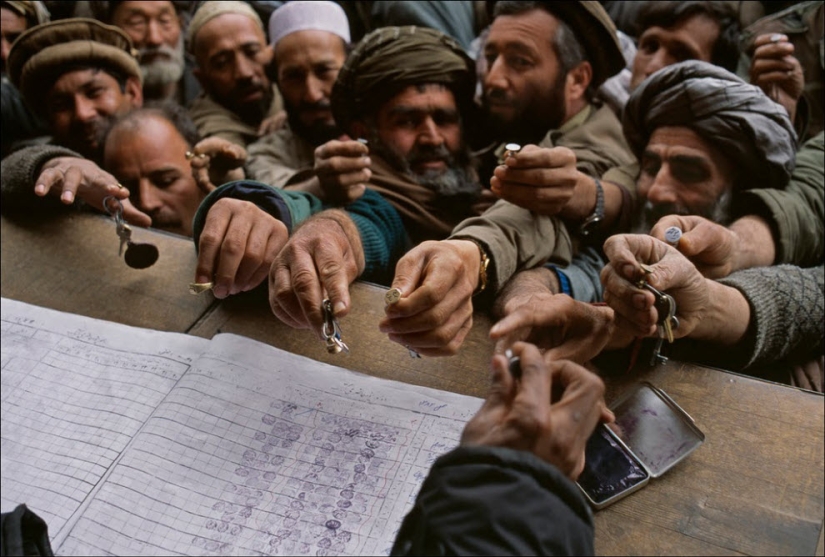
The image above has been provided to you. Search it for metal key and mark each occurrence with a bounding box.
[116,221,132,256]
[384,288,421,358]
[322,299,349,354]
[636,278,679,365]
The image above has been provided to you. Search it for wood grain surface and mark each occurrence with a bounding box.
[3,212,822,555]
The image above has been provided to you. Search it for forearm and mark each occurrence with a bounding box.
[0,145,81,210]
[690,279,751,345]
[728,215,776,270]
[345,189,410,285]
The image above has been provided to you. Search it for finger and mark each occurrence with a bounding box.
[510,342,551,414]
[548,359,605,431]
[119,198,152,228]
[313,241,354,318]
[290,249,328,335]
[387,306,472,349]
[344,183,367,203]
[752,33,788,48]
[244,222,288,293]
[491,179,571,213]
[269,261,309,329]
[212,213,253,298]
[503,145,575,169]
[486,353,517,405]
[231,220,271,294]
[389,314,473,357]
[60,166,83,204]
[34,168,65,197]
[316,139,369,160]
[385,252,429,316]
[196,203,232,284]
[318,155,372,175]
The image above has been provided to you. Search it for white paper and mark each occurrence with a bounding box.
[1,299,483,556]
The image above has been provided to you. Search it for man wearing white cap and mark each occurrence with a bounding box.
[246,1,369,204]
[187,0,284,148]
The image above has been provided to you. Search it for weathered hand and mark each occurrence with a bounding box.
[36,157,151,227]
[379,240,479,357]
[750,33,804,121]
[189,137,247,193]
[490,293,614,364]
[601,234,708,338]
[269,211,365,335]
[461,342,608,480]
[490,145,578,216]
[649,215,741,279]
[314,138,371,204]
[257,110,287,136]
[196,198,288,299]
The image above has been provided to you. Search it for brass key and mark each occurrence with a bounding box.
[321,299,349,354]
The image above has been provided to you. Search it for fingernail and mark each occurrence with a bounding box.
[490,324,500,335]
[363,157,371,165]
[196,275,210,284]
[770,33,784,42]
[61,191,74,203]
[334,301,346,314]
[35,184,46,195]
[213,285,228,298]
[622,264,636,278]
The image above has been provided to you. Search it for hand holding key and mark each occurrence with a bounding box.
[601,234,707,340]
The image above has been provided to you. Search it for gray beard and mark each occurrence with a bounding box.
[368,133,480,198]
[631,190,733,234]
[139,36,185,88]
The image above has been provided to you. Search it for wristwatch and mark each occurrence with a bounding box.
[580,178,605,237]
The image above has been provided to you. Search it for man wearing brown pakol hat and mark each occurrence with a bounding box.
[1,18,149,226]
[186,0,283,148]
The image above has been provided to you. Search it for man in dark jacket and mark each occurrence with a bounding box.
[391,342,607,555]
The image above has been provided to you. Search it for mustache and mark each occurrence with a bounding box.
[407,144,453,166]
[138,44,181,63]
[296,99,331,112]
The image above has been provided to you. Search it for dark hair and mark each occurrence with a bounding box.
[492,1,593,99]
[636,1,740,72]
[106,100,201,147]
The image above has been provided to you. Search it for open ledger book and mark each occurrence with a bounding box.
[1,298,483,556]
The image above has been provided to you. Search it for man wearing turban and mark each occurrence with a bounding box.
[492,60,816,364]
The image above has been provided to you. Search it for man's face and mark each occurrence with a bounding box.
[369,83,477,197]
[482,9,567,144]
[630,14,720,90]
[111,1,184,89]
[103,114,205,237]
[633,126,735,232]
[275,30,346,146]
[46,68,142,160]
[1,6,27,75]
[193,14,272,125]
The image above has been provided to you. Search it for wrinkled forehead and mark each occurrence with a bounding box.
[194,13,265,58]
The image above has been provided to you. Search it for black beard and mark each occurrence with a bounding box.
[483,70,567,144]
[286,104,341,147]
[631,192,733,234]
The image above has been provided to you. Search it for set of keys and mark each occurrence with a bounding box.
[321,298,349,354]
[103,197,159,269]
[637,264,679,366]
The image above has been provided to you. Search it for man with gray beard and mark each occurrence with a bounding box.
[97,1,200,105]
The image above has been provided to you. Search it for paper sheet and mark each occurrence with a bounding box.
[1,299,483,556]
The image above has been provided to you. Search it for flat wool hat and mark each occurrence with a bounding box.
[268,1,350,47]
[8,18,141,117]
[187,0,263,54]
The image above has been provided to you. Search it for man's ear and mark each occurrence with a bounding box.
[565,60,592,103]
[125,76,144,108]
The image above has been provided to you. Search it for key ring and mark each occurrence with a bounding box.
[321,299,349,354]
[102,195,124,225]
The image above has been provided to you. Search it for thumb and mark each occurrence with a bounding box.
[391,253,427,298]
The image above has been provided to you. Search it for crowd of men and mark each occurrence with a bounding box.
[1,1,823,553]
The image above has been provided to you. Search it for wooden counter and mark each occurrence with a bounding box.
[3,212,823,556]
